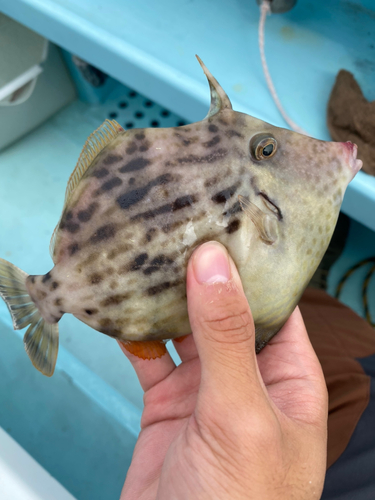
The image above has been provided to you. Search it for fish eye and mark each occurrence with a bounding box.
[250,134,278,161]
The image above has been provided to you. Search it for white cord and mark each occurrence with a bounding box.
[258,1,308,135]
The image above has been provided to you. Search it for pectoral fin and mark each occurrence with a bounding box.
[239,195,278,245]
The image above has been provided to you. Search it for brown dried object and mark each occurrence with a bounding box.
[328,70,375,176]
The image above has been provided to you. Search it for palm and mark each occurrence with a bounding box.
[120,308,324,499]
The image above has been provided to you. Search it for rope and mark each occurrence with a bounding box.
[335,257,375,327]
[258,1,308,135]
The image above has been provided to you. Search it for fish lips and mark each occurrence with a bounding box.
[342,142,363,179]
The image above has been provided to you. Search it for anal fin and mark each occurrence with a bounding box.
[120,340,167,360]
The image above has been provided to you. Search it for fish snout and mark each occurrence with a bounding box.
[341,141,363,179]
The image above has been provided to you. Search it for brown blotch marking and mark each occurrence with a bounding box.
[132,194,197,221]
[312,238,317,245]
[99,318,122,337]
[306,249,312,255]
[65,211,73,220]
[61,221,80,234]
[107,244,132,260]
[92,167,110,178]
[162,220,184,233]
[203,135,221,148]
[37,290,47,300]
[226,129,244,139]
[42,272,51,283]
[89,273,103,285]
[145,227,157,242]
[226,219,241,234]
[104,267,115,276]
[77,202,99,222]
[212,183,239,204]
[318,226,323,235]
[30,276,36,284]
[119,157,151,174]
[176,148,227,165]
[80,252,99,267]
[135,132,145,141]
[68,243,80,255]
[51,281,59,290]
[117,173,172,210]
[129,177,136,185]
[110,281,119,290]
[126,142,138,154]
[90,223,116,244]
[174,133,199,147]
[54,298,62,307]
[146,280,181,296]
[208,124,218,133]
[139,141,150,152]
[103,154,123,166]
[85,308,98,315]
[143,254,174,275]
[100,293,130,307]
[223,200,242,216]
[129,253,148,271]
[98,176,123,193]
[204,176,218,188]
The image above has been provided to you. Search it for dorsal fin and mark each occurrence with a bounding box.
[196,55,232,118]
[49,119,123,260]
[64,119,123,207]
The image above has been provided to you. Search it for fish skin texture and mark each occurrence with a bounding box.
[23,60,361,353]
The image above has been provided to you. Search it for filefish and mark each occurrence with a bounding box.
[0,57,362,376]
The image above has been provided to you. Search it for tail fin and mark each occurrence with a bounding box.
[0,258,59,376]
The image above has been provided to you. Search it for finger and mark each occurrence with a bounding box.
[172,334,199,363]
[258,307,323,382]
[118,341,176,393]
[186,241,264,406]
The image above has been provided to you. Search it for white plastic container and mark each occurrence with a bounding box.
[0,14,76,150]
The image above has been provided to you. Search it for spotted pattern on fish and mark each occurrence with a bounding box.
[17,57,361,362]
[119,157,151,174]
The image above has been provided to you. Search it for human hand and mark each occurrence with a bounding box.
[119,242,328,500]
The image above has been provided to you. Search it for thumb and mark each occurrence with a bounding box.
[186,241,264,406]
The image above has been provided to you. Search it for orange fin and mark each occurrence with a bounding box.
[174,334,190,343]
[120,340,167,360]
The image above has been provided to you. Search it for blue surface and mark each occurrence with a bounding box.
[0,82,184,409]
[1,0,374,229]
[0,320,140,500]
[0,76,190,497]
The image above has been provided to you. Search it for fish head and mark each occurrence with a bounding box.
[239,117,362,243]
[197,57,362,347]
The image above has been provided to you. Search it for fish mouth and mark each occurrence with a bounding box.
[259,192,283,220]
[343,142,363,177]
